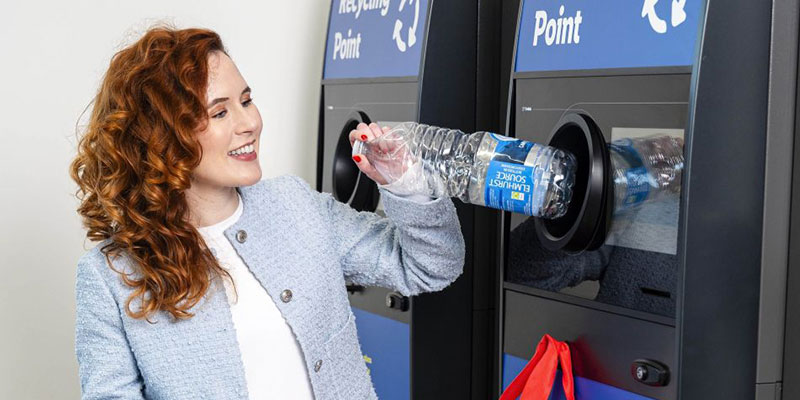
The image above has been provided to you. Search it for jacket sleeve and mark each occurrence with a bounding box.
[75,256,146,400]
[290,175,466,296]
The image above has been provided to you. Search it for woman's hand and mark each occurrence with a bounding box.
[349,122,392,185]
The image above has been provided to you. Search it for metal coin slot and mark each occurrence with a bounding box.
[640,287,672,299]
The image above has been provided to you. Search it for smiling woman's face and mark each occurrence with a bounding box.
[192,51,263,191]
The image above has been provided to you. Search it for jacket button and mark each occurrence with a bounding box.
[314,359,323,372]
[280,289,293,303]
[236,230,247,243]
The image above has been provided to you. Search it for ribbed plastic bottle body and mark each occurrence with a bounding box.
[608,135,684,213]
[353,122,577,219]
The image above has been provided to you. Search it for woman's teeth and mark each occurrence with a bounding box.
[228,144,254,156]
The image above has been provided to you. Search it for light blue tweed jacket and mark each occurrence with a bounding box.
[75,174,465,399]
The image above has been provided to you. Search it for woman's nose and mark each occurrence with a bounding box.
[233,104,260,134]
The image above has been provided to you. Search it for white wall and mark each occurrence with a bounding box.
[0,1,331,397]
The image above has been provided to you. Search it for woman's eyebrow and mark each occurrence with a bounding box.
[206,87,251,108]
[207,97,228,108]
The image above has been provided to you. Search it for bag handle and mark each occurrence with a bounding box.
[499,334,575,400]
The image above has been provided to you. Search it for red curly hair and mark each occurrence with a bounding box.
[70,25,236,322]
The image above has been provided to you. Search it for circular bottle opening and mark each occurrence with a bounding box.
[332,111,380,212]
[535,113,611,253]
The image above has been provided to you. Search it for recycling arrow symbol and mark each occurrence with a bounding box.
[642,0,687,34]
[392,0,420,52]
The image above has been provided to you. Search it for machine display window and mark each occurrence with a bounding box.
[506,74,690,319]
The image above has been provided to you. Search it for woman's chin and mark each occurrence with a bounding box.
[238,170,263,186]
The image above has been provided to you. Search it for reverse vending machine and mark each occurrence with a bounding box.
[318,1,500,398]
[498,0,800,399]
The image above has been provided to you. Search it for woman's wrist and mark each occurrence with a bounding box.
[399,193,434,204]
[377,186,434,204]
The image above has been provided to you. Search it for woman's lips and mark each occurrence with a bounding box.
[229,151,257,161]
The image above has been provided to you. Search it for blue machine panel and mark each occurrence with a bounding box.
[352,308,410,399]
[324,0,430,79]
[502,353,655,399]
[515,0,703,72]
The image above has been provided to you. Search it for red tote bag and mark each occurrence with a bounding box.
[499,334,575,400]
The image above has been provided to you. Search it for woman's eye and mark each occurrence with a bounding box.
[242,98,253,107]
[212,110,227,119]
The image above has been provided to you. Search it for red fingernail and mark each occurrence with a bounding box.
[352,155,362,163]
[361,134,368,141]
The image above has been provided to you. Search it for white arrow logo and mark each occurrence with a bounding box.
[642,0,687,34]
[642,0,667,33]
[671,0,687,27]
[642,0,686,33]
[393,0,420,52]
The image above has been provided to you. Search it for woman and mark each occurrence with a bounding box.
[70,26,464,399]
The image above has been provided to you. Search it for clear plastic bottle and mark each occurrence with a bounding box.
[608,135,685,213]
[352,122,577,219]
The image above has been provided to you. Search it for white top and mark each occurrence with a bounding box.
[198,192,315,400]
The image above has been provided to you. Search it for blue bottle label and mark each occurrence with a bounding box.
[483,133,543,216]
[608,139,651,210]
